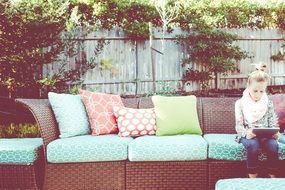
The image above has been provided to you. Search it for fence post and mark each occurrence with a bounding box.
[149,22,156,93]
[135,40,140,96]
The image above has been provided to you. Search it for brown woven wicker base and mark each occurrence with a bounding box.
[0,161,44,190]
[279,160,285,177]
[126,161,207,190]
[208,160,247,190]
[43,161,125,190]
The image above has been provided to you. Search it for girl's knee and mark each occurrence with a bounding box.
[268,139,278,146]
[246,140,260,151]
[266,139,278,152]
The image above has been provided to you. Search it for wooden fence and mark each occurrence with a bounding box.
[43,28,285,95]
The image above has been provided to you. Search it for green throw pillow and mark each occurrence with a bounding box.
[152,95,202,136]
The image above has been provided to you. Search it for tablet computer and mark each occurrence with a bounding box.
[252,127,280,138]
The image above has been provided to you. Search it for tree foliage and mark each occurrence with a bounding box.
[2,0,285,97]
[0,0,70,97]
[177,28,248,89]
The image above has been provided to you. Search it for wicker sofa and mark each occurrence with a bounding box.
[16,96,285,190]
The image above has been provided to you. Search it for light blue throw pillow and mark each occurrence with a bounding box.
[48,92,90,138]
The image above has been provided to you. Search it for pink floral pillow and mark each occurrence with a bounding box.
[271,94,285,132]
[113,106,156,137]
[79,90,123,135]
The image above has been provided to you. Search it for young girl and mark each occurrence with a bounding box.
[235,64,280,178]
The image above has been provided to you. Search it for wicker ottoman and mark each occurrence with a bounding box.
[0,138,44,190]
[215,178,285,190]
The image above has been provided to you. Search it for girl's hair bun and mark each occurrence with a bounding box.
[254,63,267,72]
[247,63,270,85]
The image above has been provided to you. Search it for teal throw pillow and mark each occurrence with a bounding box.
[48,92,90,138]
[152,95,202,136]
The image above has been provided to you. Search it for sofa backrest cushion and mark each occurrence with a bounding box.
[121,97,139,108]
[123,96,239,135]
[202,97,239,134]
[48,92,90,138]
[138,97,154,109]
[122,95,285,135]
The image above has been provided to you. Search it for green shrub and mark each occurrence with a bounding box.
[177,28,248,90]
[0,123,40,138]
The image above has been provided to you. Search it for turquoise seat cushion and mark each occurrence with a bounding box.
[278,134,285,144]
[0,138,43,163]
[128,135,207,161]
[47,135,133,163]
[204,134,285,161]
[215,178,285,190]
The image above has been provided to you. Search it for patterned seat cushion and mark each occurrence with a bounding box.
[128,135,207,161]
[215,178,285,190]
[47,135,133,163]
[0,138,43,163]
[204,134,285,161]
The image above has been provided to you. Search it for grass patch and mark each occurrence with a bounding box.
[0,123,40,138]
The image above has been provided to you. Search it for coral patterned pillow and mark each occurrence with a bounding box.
[79,90,123,135]
[113,106,156,137]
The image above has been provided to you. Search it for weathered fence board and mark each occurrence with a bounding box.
[43,28,285,95]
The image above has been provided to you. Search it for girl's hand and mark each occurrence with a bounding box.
[272,132,280,140]
[246,130,256,139]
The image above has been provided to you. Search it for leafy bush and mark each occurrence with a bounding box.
[0,0,72,97]
[177,28,248,89]
[0,0,109,98]
[0,123,40,138]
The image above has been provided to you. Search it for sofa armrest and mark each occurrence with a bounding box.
[15,99,59,161]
